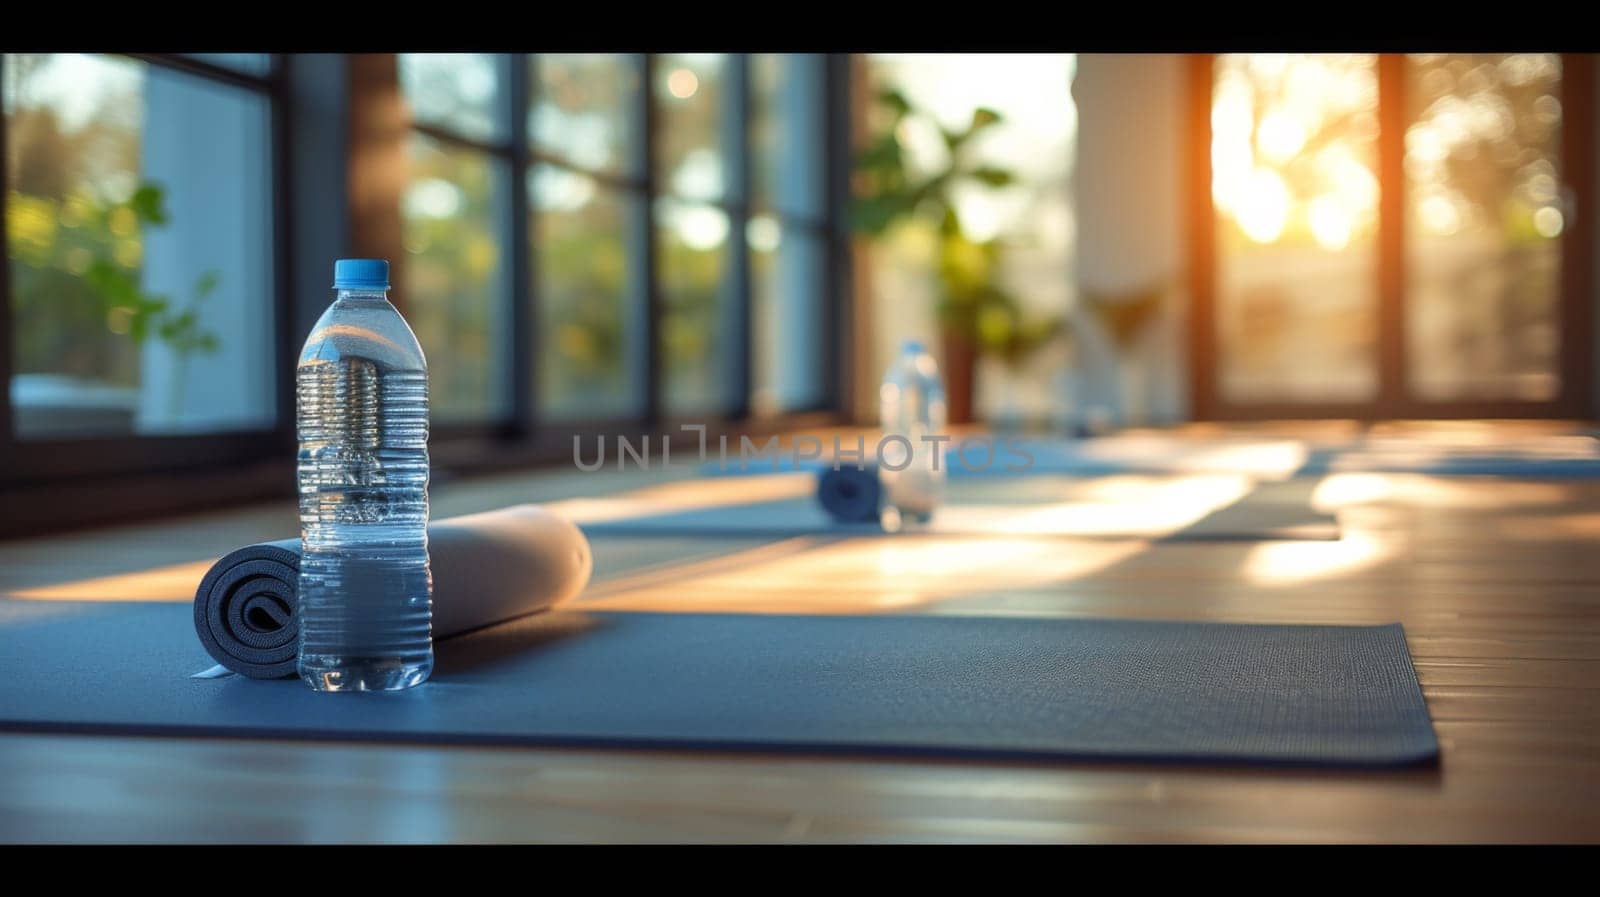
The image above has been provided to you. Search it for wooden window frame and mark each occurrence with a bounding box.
[1188,53,1596,421]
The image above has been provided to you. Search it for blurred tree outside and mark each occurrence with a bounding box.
[1211,53,1565,403]
[655,54,732,414]
[6,53,221,420]
[658,199,727,412]
[533,54,639,419]
[401,132,503,420]
[536,167,633,417]
[1405,53,1564,399]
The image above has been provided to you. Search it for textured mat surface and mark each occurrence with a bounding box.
[0,601,1436,767]
[578,496,1339,542]
[699,437,1600,479]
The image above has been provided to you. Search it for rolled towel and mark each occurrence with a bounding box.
[194,504,593,678]
[816,464,881,524]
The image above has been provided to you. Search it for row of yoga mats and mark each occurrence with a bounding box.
[0,439,1445,768]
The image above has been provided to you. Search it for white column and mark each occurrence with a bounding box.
[1071,53,1190,424]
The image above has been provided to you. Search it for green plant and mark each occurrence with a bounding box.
[851,88,1064,365]
[82,184,222,415]
[8,178,222,415]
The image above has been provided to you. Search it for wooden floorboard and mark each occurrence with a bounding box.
[1,423,1598,842]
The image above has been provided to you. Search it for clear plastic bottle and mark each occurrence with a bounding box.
[296,259,433,692]
[879,339,947,530]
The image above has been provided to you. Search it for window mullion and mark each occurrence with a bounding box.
[1377,53,1407,415]
[0,57,12,451]
[269,53,294,445]
[508,53,535,434]
[640,54,663,427]
[727,54,753,421]
[823,53,855,420]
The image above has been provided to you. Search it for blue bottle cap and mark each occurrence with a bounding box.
[333,258,390,290]
[902,338,926,354]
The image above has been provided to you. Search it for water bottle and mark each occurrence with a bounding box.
[296,259,433,692]
[879,339,947,530]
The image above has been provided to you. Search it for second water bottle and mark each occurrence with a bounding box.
[879,339,947,529]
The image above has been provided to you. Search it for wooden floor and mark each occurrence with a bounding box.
[2,422,1598,843]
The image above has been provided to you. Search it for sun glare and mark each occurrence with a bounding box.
[1307,195,1354,250]
[1236,169,1290,243]
[1256,111,1306,163]
[1212,55,1378,250]
[666,68,699,100]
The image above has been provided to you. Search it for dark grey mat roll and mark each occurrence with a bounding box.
[816,465,881,523]
[0,601,1437,768]
[195,505,593,679]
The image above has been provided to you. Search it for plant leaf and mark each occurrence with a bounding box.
[849,196,907,235]
[194,270,220,300]
[129,183,168,226]
[877,88,911,119]
[86,259,138,307]
[968,166,1016,188]
[855,135,904,174]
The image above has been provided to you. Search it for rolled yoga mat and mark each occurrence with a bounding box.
[194,505,594,678]
[816,465,881,524]
[0,605,1438,767]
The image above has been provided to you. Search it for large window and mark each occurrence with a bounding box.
[397,53,836,428]
[4,54,277,439]
[1404,53,1566,402]
[1197,53,1592,418]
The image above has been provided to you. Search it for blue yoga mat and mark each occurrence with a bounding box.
[0,600,1436,767]
[579,497,1339,542]
[700,439,1600,479]
[697,447,1118,478]
[1294,450,1600,478]
[698,439,1277,479]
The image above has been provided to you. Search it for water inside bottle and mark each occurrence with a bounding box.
[296,290,433,692]
[880,342,947,527]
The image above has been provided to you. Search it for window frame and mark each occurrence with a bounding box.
[0,52,851,536]
[1187,52,1597,421]
[0,53,295,486]
[399,52,848,439]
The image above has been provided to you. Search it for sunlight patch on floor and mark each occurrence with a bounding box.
[1241,531,1392,586]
